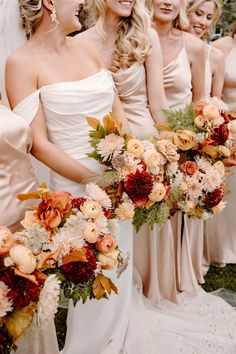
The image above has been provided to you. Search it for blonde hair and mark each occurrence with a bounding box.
[229,20,236,38]
[19,0,43,36]
[146,0,189,30]
[94,0,152,72]
[187,0,222,37]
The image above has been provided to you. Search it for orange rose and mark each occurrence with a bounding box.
[51,191,72,213]
[181,161,198,176]
[96,235,116,254]
[37,199,62,229]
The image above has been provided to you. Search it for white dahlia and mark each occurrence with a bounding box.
[0,281,13,317]
[37,275,60,325]
[86,183,112,209]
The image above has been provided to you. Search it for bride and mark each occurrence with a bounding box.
[3,1,236,353]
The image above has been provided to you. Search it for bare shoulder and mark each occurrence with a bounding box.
[210,45,224,64]
[211,36,231,52]
[148,27,159,42]
[184,31,204,54]
[72,31,103,66]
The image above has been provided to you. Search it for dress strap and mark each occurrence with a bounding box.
[13,90,40,125]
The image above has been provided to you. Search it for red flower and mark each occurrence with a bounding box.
[203,189,223,208]
[0,269,41,309]
[103,208,113,219]
[211,124,229,145]
[221,111,230,123]
[70,197,86,210]
[125,169,153,207]
[163,180,171,202]
[61,248,97,285]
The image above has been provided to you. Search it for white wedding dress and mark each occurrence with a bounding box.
[14,70,236,354]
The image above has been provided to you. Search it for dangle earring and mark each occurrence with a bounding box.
[50,8,59,25]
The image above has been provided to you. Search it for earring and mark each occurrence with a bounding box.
[50,8,59,24]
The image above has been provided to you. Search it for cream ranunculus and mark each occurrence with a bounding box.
[213,161,225,177]
[202,104,220,120]
[80,200,103,219]
[126,139,144,158]
[143,150,161,169]
[149,183,166,202]
[98,249,119,270]
[173,130,197,151]
[115,202,135,220]
[218,145,231,158]
[155,139,179,162]
[9,245,36,274]
[194,115,208,130]
[82,222,100,243]
[21,210,39,228]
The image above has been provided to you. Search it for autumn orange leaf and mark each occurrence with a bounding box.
[62,248,87,265]
[86,117,101,129]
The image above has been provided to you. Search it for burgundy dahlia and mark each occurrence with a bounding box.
[203,189,223,208]
[70,197,86,210]
[61,248,97,284]
[0,269,41,309]
[125,169,153,206]
[212,124,229,145]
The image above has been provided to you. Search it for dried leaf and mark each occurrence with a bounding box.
[62,248,87,265]
[87,117,101,129]
[13,268,38,284]
[103,113,117,131]
[17,191,41,201]
[92,276,105,300]
[98,274,112,295]
[108,278,118,294]
[202,145,219,159]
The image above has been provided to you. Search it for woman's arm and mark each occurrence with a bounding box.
[145,28,169,124]
[210,47,225,99]
[6,53,98,183]
[186,33,205,103]
[112,92,129,131]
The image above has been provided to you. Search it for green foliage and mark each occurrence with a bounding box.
[90,171,119,188]
[62,278,94,306]
[163,104,197,132]
[88,126,111,166]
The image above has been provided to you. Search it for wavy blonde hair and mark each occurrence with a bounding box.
[229,20,236,38]
[146,0,189,30]
[94,0,152,72]
[187,0,222,38]
[19,0,43,36]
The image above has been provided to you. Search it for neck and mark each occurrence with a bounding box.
[153,19,174,38]
[102,10,121,38]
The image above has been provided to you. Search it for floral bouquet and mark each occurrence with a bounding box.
[161,98,236,163]
[87,114,181,231]
[0,226,60,354]
[16,183,123,306]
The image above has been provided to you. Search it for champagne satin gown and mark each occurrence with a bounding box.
[113,62,178,303]
[205,45,236,266]
[0,104,59,354]
[163,33,202,296]
[14,70,133,354]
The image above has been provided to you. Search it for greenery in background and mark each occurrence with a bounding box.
[215,0,236,35]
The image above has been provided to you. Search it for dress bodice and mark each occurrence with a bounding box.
[14,70,114,195]
[112,63,157,138]
[0,105,37,230]
[163,37,192,109]
[222,47,236,110]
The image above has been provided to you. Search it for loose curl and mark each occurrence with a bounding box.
[146,0,189,30]
[186,0,222,38]
[94,0,152,72]
[229,20,236,38]
[19,0,43,37]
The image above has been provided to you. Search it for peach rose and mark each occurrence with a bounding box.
[181,161,198,176]
[155,139,179,162]
[173,130,196,151]
[82,222,100,243]
[203,104,219,121]
[158,131,176,143]
[96,235,116,254]
[126,139,144,158]
[212,200,227,214]
[8,245,36,274]
[143,150,161,169]
[37,199,63,229]
[115,203,135,220]
[218,145,231,158]
[21,210,39,228]
[98,249,119,270]
[51,191,72,212]
[80,200,103,219]
[0,226,15,256]
[149,183,166,202]
[214,161,225,177]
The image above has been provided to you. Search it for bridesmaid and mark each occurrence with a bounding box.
[83,0,184,303]
[204,21,236,267]
[185,0,224,282]
[186,0,224,99]
[147,0,206,295]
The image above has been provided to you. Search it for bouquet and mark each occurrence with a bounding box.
[87,114,181,231]
[16,183,123,305]
[162,98,236,163]
[0,226,60,354]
